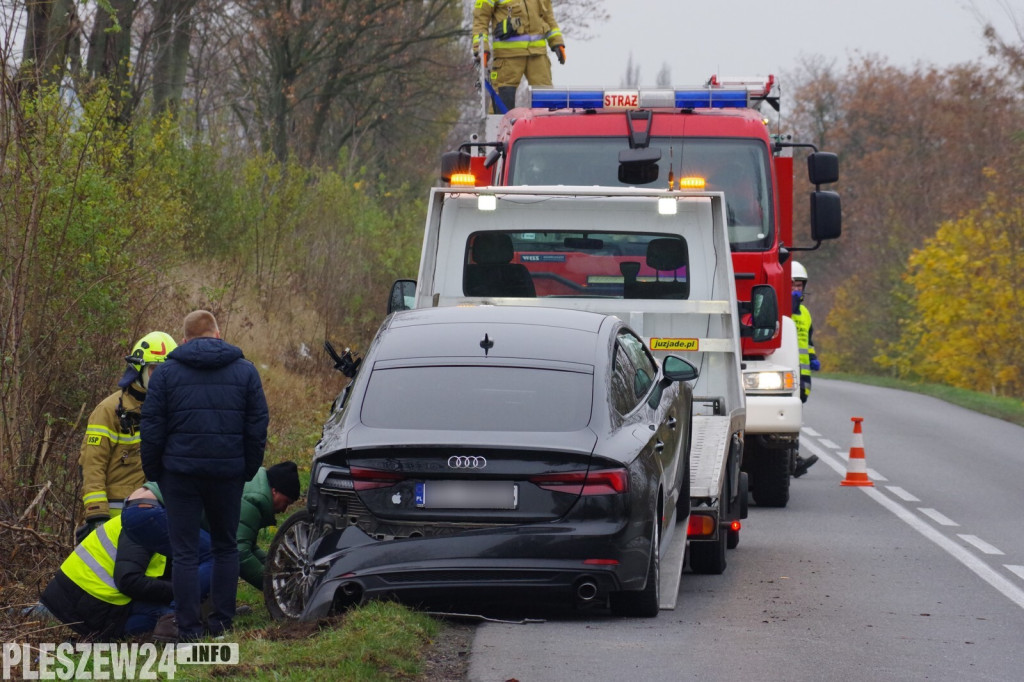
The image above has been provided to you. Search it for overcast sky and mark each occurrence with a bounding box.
[555,0,1021,87]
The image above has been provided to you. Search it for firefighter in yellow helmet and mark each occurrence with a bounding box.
[76,331,178,543]
[472,0,566,112]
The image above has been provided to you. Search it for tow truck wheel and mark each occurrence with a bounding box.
[749,440,790,508]
[264,510,329,622]
[610,514,660,617]
[689,528,727,575]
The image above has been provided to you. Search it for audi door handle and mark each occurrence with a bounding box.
[655,440,665,453]
[667,417,678,429]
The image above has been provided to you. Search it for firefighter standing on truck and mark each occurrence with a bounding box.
[791,262,819,478]
[472,0,565,112]
[77,331,177,543]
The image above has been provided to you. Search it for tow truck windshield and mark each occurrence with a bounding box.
[464,230,690,299]
[508,138,772,252]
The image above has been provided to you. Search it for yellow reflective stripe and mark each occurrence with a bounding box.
[475,0,494,7]
[83,491,108,504]
[547,29,563,39]
[493,38,549,49]
[86,425,117,442]
[85,425,139,445]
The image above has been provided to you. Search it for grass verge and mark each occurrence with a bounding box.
[822,372,1024,427]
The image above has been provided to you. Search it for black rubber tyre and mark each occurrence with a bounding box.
[263,510,329,622]
[726,527,740,550]
[750,444,790,508]
[689,528,727,574]
[610,519,660,618]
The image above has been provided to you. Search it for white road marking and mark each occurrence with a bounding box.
[800,436,1024,611]
[801,426,821,437]
[918,508,959,526]
[958,534,1005,555]
[1006,566,1024,581]
[820,439,840,450]
[886,486,919,502]
[867,468,888,482]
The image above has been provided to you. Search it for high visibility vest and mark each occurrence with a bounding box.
[792,303,814,378]
[58,515,167,605]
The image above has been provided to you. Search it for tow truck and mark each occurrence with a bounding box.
[389,185,778,574]
[439,76,841,507]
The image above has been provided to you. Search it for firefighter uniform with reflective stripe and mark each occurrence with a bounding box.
[39,515,168,638]
[473,0,565,93]
[792,303,815,403]
[80,390,146,519]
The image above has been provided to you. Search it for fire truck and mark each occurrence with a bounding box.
[440,76,841,508]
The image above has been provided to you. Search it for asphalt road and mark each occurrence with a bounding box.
[465,378,1024,681]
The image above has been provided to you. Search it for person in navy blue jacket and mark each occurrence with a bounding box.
[141,309,269,641]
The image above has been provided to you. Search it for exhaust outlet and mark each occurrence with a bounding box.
[575,580,599,603]
[333,580,365,611]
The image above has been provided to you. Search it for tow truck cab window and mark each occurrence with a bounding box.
[508,137,772,252]
[463,230,690,300]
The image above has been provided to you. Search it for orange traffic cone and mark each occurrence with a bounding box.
[840,417,874,487]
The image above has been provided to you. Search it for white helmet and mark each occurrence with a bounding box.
[792,261,808,283]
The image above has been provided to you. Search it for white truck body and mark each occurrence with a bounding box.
[405,185,749,569]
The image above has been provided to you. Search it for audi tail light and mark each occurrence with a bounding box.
[530,468,629,495]
[349,466,405,491]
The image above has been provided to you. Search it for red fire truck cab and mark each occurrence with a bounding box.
[442,76,841,508]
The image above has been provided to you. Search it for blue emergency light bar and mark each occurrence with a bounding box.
[531,88,752,110]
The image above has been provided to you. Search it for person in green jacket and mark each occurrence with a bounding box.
[237,462,301,588]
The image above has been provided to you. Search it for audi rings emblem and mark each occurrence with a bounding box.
[448,455,487,469]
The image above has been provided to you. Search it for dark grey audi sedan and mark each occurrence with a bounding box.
[264,305,697,620]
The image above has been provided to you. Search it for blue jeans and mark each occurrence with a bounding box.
[160,471,244,639]
[123,601,173,636]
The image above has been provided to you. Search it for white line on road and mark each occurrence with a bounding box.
[918,508,959,526]
[886,486,919,502]
[867,468,888,482]
[1006,566,1024,581]
[801,426,821,437]
[800,436,1024,611]
[958,534,1005,555]
[819,439,841,450]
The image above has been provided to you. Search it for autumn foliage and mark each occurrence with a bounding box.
[785,38,1024,399]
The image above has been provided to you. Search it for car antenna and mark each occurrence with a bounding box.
[480,333,494,356]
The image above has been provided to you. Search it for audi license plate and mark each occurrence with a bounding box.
[415,481,518,510]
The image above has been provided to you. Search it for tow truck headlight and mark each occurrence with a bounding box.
[743,370,795,393]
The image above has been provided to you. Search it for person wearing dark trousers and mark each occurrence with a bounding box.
[141,310,269,641]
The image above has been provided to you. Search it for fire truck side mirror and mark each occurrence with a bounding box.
[441,150,471,182]
[810,191,842,241]
[807,152,839,185]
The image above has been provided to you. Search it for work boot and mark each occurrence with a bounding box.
[152,613,178,643]
[793,454,819,478]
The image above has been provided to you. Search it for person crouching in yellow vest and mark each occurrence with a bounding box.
[39,515,175,639]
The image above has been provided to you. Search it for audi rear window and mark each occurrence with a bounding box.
[360,366,592,431]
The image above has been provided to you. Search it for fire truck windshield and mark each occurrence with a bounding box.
[508,138,772,252]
